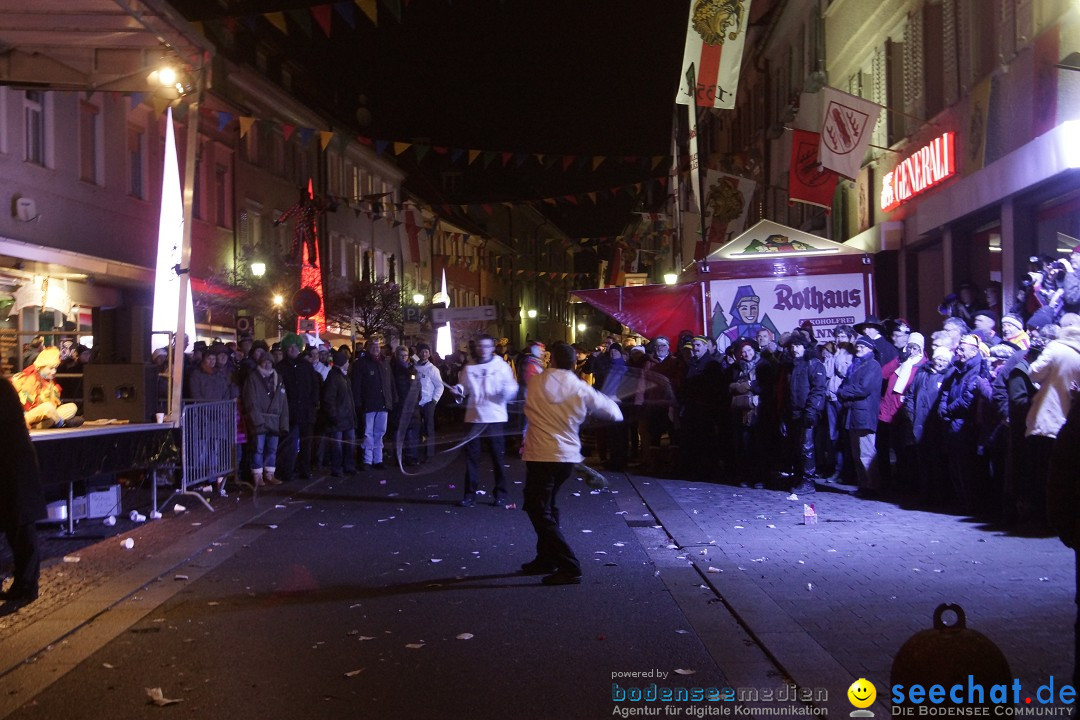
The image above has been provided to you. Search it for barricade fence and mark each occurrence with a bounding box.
[159,399,238,512]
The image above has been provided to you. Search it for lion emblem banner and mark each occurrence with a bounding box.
[676,0,753,110]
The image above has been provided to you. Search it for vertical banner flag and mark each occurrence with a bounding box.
[1033,25,1060,137]
[790,129,839,210]
[698,170,755,259]
[818,87,881,179]
[964,76,993,176]
[676,0,753,109]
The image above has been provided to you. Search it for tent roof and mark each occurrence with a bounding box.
[703,220,866,262]
[0,0,213,92]
[572,282,704,342]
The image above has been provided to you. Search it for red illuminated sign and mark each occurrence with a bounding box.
[880,132,956,212]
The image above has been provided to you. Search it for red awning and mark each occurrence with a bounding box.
[190,277,244,299]
[574,283,705,341]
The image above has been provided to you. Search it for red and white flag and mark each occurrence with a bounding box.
[675,0,753,109]
[790,129,839,210]
[818,87,880,179]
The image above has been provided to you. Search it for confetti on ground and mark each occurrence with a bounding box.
[63,556,81,563]
[581,529,593,533]
[358,636,376,641]
[456,633,474,640]
[344,668,365,678]
[145,688,182,706]
[103,663,116,669]
[405,643,425,649]
[174,575,189,581]
[430,558,443,563]
[613,542,625,547]
[706,567,721,573]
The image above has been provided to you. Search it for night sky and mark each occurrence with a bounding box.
[173,0,691,238]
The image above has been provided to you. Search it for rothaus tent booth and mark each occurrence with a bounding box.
[574,220,875,346]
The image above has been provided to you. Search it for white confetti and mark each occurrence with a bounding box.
[430,558,443,563]
[405,643,425,649]
[581,529,593,533]
[706,567,721,573]
[63,555,81,563]
[145,687,182,706]
[103,662,116,669]
[456,633,474,640]
[613,542,625,547]
[734,525,744,529]
[807,583,813,591]
[344,668,365,678]
[268,524,278,530]
[358,636,376,641]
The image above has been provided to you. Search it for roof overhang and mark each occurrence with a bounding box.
[0,0,213,92]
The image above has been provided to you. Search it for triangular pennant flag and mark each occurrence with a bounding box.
[482,151,497,168]
[500,152,512,167]
[319,130,335,151]
[468,149,481,165]
[414,144,430,162]
[333,2,357,28]
[296,127,315,146]
[286,8,312,36]
[265,11,288,34]
[562,155,575,171]
[593,156,605,171]
[383,0,403,22]
[216,111,233,132]
[282,123,296,142]
[191,21,205,36]
[588,192,597,204]
[355,0,377,25]
[311,5,333,36]
[393,141,411,155]
[514,153,527,167]
[534,154,544,164]
[450,148,465,164]
[563,195,578,205]
[239,116,256,138]
[374,139,390,155]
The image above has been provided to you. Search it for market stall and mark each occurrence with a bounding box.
[574,220,875,344]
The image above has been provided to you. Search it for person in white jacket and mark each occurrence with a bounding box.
[521,341,623,585]
[414,343,444,462]
[451,334,520,507]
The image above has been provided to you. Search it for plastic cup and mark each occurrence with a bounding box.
[155,413,165,423]
[121,538,134,549]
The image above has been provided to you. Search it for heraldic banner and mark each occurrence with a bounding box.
[675,0,754,110]
[790,129,839,210]
[818,87,881,179]
[697,170,755,259]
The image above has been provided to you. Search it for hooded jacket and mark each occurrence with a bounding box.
[935,353,990,435]
[522,368,622,463]
[1026,326,1080,438]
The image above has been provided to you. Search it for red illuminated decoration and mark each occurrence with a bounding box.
[880,132,956,212]
[283,179,326,336]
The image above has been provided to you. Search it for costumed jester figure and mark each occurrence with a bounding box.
[712,284,779,351]
[273,187,337,267]
[10,347,83,429]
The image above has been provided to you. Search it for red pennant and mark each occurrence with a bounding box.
[562,156,575,171]
[282,123,296,142]
[311,5,332,36]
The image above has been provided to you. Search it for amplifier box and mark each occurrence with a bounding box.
[83,364,160,423]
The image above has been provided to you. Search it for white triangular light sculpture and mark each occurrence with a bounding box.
[435,268,453,358]
[152,107,195,351]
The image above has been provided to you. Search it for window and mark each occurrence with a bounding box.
[328,152,342,196]
[79,100,100,184]
[214,163,229,228]
[242,124,259,165]
[128,125,145,198]
[24,90,45,166]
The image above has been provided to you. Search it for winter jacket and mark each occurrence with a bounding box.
[455,357,519,423]
[187,366,232,401]
[935,354,990,436]
[415,360,445,406]
[241,369,289,437]
[1026,326,1080,438]
[391,359,419,411]
[786,355,827,424]
[903,364,946,443]
[0,380,43,529]
[349,353,394,414]
[276,357,320,427]
[837,354,883,432]
[522,368,622,463]
[1046,397,1080,548]
[320,367,356,432]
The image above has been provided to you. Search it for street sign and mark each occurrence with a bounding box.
[235,316,254,336]
[404,322,421,335]
[403,306,421,323]
[430,305,497,323]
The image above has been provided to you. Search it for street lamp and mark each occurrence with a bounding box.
[272,293,283,336]
[664,272,679,285]
[251,261,267,278]
[412,293,425,305]
[577,322,587,332]
[527,309,538,319]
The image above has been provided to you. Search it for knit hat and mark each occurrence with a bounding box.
[1001,314,1024,331]
[33,346,61,368]
[629,345,646,354]
[959,333,980,348]
[692,335,710,345]
[908,332,925,350]
[932,346,953,362]
[854,336,875,351]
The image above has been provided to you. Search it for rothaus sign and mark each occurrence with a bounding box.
[880,131,956,212]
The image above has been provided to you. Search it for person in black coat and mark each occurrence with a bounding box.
[0,379,44,608]
[275,334,321,482]
[784,334,827,493]
[349,337,395,469]
[837,336,884,495]
[1046,384,1080,694]
[389,345,421,466]
[321,352,356,476]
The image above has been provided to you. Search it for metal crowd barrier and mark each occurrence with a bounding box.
[157,399,238,512]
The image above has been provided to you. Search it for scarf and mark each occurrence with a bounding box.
[893,354,923,394]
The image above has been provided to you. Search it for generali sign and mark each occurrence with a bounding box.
[880,131,956,212]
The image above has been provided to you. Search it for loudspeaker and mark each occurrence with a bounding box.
[83,364,159,423]
[92,306,151,364]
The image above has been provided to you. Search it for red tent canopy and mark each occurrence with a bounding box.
[573,283,704,341]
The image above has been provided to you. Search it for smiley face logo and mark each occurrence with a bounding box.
[848,678,876,709]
